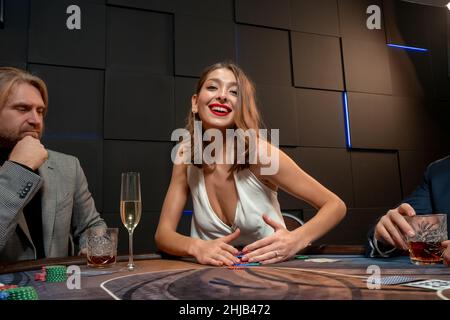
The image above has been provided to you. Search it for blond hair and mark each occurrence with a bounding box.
[0,67,48,113]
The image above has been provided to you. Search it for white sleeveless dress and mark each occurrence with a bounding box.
[187,165,286,246]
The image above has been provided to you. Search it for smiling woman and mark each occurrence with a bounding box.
[155,62,347,267]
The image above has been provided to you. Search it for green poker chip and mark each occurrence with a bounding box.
[5,287,39,300]
[43,265,68,282]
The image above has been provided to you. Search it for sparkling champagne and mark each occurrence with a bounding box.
[120,200,142,232]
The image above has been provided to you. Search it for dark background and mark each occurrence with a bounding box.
[1,0,450,254]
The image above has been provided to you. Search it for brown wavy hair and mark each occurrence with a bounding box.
[184,62,262,172]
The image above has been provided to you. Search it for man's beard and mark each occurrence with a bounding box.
[0,131,41,149]
[0,132,20,149]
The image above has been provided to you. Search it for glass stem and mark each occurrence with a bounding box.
[128,230,134,270]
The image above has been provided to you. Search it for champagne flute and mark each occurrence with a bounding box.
[120,172,142,271]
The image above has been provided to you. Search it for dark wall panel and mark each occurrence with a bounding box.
[28,0,105,68]
[28,64,103,137]
[278,147,353,209]
[398,150,447,198]
[107,0,175,12]
[298,147,354,208]
[348,92,401,150]
[342,39,392,95]
[175,0,233,20]
[351,151,402,208]
[106,7,173,74]
[175,77,197,130]
[104,71,174,140]
[237,25,291,86]
[256,84,298,146]
[278,147,311,210]
[0,0,29,65]
[384,0,431,49]
[296,88,345,148]
[348,93,440,150]
[175,15,235,77]
[304,208,385,245]
[338,0,385,43]
[388,48,433,98]
[290,0,339,36]
[428,7,450,101]
[291,32,343,90]
[103,141,173,213]
[235,0,290,29]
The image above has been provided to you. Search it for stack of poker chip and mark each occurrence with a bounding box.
[1,286,39,300]
[0,291,10,300]
[44,265,68,282]
[35,267,46,281]
[0,284,18,291]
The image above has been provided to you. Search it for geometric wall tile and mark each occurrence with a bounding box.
[0,0,29,65]
[103,141,173,212]
[104,71,174,141]
[175,0,233,20]
[342,39,392,95]
[338,0,385,43]
[291,32,343,90]
[351,150,402,208]
[107,6,173,74]
[237,25,291,86]
[28,0,105,68]
[175,15,235,77]
[290,0,340,36]
[107,0,175,12]
[384,0,431,49]
[235,0,290,29]
[296,88,345,148]
[257,84,298,146]
[175,77,198,130]
[28,64,103,137]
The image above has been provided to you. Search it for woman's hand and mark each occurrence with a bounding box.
[192,229,241,266]
[241,214,307,264]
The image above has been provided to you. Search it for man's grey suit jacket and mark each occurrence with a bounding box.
[0,149,106,262]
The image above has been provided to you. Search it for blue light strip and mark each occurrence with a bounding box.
[387,44,428,52]
[183,210,193,215]
[343,91,352,149]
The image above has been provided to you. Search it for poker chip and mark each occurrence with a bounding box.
[0,285,18,291]
[3,286,39,300]
[44,265,67,282]
[35,272,46,281]
[0,291,10,300]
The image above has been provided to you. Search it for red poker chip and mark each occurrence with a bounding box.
[0,285,18,291]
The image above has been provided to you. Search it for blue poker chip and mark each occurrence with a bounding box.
[0,291,10,300]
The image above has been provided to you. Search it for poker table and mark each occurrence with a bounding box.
[1,245,449,301]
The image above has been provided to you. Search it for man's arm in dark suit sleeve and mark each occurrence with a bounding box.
[366,164,433,258]
[0,161,43,252]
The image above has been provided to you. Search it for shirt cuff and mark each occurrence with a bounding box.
[371,236,397,257]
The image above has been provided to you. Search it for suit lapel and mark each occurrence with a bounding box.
[17,212,34,249]
[39,157,57,257]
